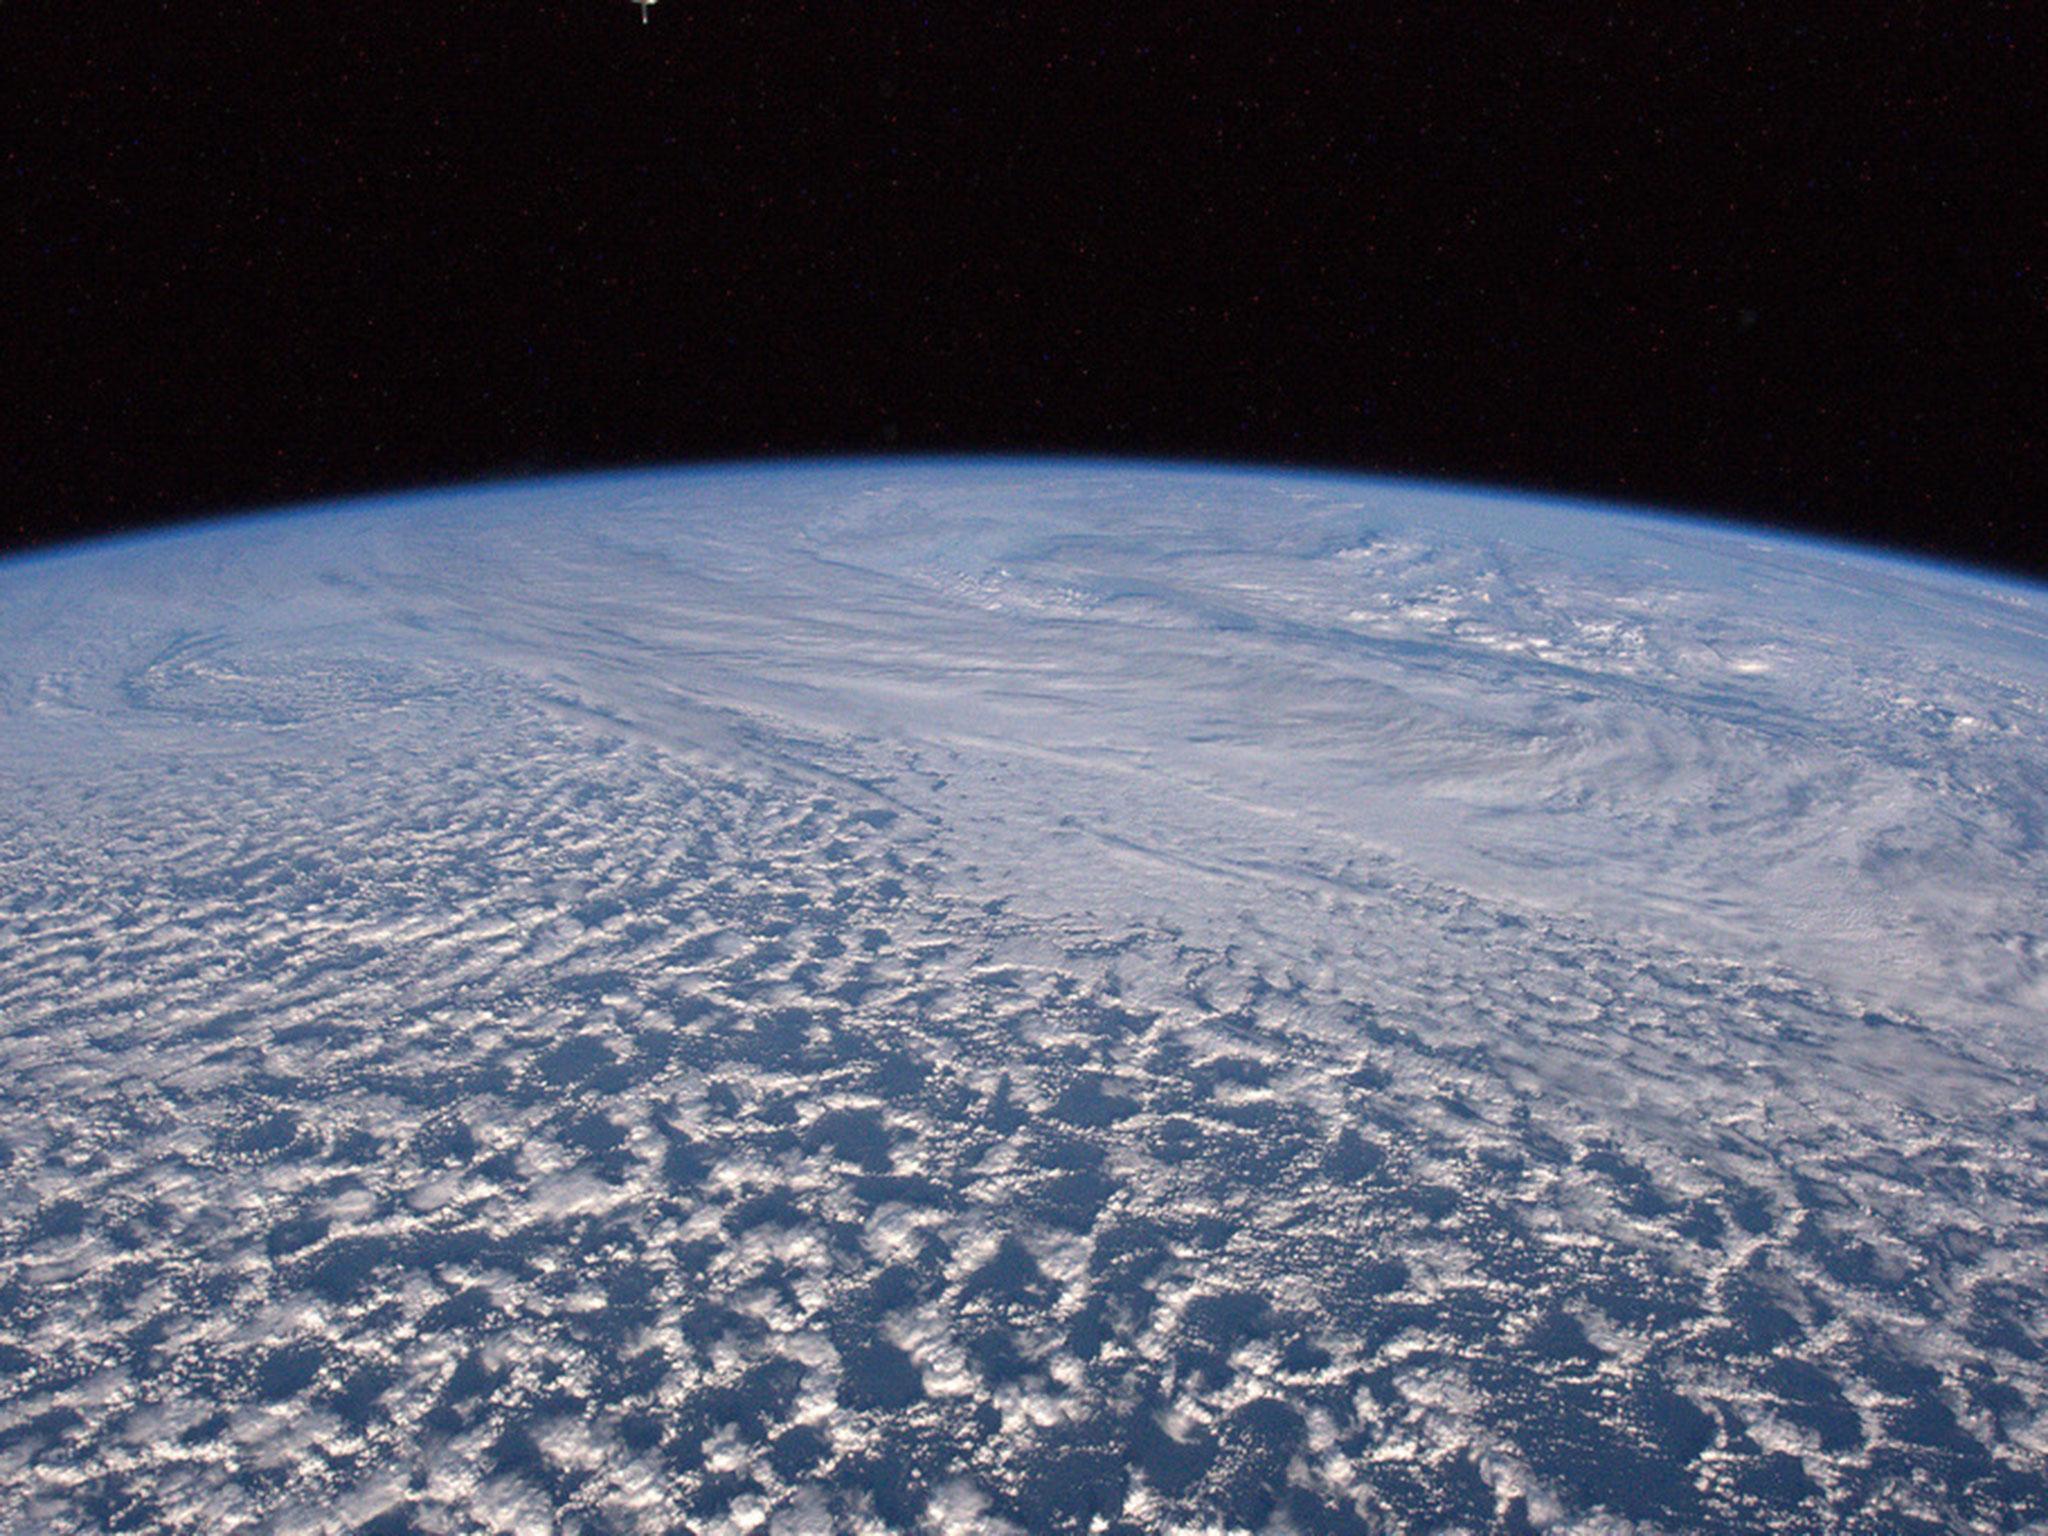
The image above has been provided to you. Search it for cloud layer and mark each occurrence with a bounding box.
[1,464,2044,1533]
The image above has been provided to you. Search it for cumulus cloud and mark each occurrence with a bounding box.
[0,465,2043,1532]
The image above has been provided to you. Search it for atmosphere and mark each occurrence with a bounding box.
[5,11,2046,1535]
[5,461,2048,1531]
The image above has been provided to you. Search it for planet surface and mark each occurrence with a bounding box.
[2,460,2045,1535]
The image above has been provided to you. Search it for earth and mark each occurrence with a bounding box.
[2,460,2045,1535]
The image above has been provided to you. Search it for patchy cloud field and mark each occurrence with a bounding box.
[2,463,2045,1534]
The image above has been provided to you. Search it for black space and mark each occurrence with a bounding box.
[10,5,2043,574]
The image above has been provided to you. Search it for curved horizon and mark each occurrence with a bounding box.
[9,452,2043,597]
